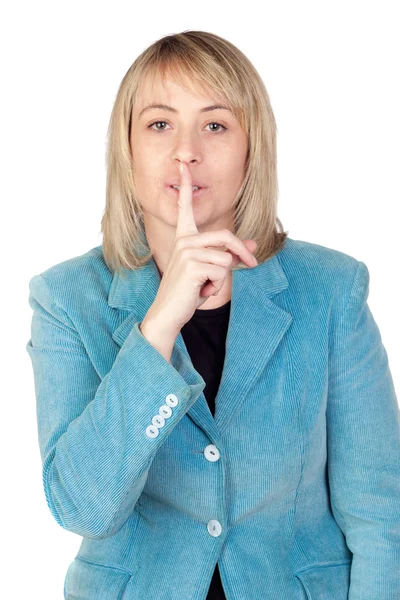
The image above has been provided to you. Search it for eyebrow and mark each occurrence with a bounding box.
[138,103,232,119]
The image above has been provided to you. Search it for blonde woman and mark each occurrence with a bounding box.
[26,31,400,600]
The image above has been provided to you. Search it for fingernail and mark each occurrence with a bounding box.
[179,163,184,174]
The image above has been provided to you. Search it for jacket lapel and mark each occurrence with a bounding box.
[108,249,293,440]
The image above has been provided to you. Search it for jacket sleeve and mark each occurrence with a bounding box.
[326,260,400,599]
[26,273,206,540]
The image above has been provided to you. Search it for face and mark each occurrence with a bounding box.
[130,71,248,257]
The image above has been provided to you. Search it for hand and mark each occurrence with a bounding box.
[146,161,258,333]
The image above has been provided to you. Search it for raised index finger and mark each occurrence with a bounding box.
[175,162,198,240]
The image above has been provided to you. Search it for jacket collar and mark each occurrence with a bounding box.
[107,244,293,440]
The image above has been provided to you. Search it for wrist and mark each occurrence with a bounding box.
[141,310,179,340]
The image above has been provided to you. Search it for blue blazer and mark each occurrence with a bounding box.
[26,236,400,600]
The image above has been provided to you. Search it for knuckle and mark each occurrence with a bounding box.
[218,264,227,275]
[224,253,233,266]
[224,229,238,247]
[174,237,186,251]
[180,246,192,262]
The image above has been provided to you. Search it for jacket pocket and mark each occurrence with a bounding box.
[64,555,133,599]
[294,561,351,600]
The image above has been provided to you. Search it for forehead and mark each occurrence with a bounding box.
[136,69,225,106]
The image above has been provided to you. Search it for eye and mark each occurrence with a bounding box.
[147,120,227,133]
[206,122,227,133]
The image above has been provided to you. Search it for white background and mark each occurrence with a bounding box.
[1,1,399,598]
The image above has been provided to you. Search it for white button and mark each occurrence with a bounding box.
[166,393,179,407]
[146,425,159,438]
[204,445,220,462]
[159,405,172,418]
[207,520,222,537]
[152,414,165,428]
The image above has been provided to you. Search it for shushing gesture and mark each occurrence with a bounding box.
[144,161,258,336]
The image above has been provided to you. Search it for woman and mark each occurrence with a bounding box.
[26,31,400,600]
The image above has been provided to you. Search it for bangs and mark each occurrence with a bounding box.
[141,57,245,129]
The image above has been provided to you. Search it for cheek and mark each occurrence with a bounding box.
[219,166,243,193]
[131,141,155,170]
[217,164,245,205]
[132,160,157,189]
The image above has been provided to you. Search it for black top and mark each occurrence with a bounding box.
[181,299,231,600]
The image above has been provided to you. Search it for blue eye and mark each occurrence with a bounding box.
[148,120,227,133]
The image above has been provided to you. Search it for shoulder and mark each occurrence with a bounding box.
[277,236,368,309]
[279,236,361,276]
[28,245,112,314]
[279,236,364,282]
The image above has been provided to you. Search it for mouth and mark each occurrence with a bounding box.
[165,184,209,198]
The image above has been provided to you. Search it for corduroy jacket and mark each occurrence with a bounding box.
[26,236,400,600]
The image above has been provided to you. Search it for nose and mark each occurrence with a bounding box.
[172,134,202,167]
[175,158,197,168]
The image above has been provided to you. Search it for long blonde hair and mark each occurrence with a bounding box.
[101,30,288,275]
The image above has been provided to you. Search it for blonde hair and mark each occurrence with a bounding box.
[100,30,288,275]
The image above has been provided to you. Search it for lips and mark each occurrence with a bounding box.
[168,184,203,190]
[166,180,207,188]
[165,185,209,198]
